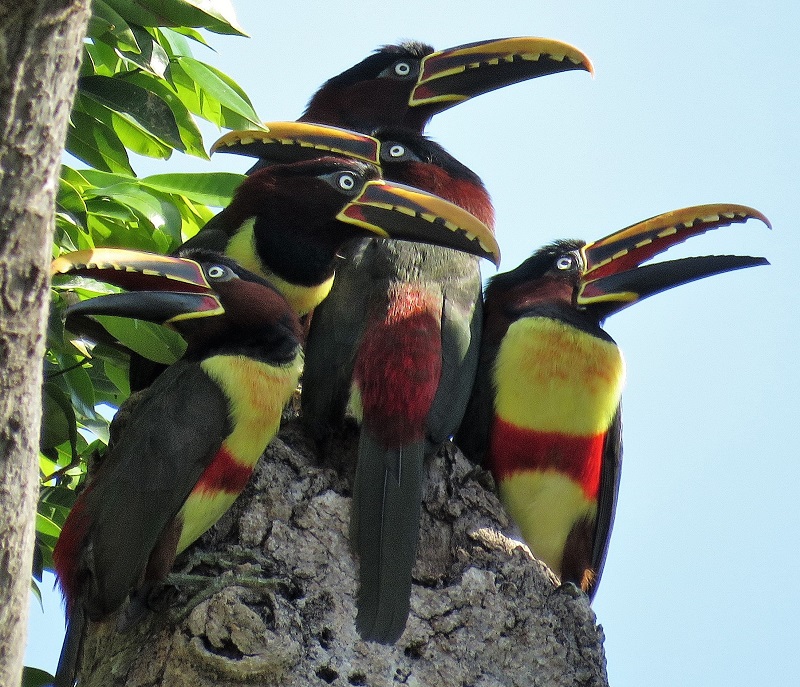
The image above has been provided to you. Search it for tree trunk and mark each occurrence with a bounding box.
[0,1,90,684]
[78,419,609,686]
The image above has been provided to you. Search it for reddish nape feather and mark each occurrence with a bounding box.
[192,446,255,495]
[354,284,442,446]
[490,416,605,500]
[403,162,495,230]
[53,486,95,613]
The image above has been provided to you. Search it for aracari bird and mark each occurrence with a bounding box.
[50,249,304,687]
[211,120,489,643]
[456,204,770,598]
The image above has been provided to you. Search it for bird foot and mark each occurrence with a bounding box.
[166,571,286,624]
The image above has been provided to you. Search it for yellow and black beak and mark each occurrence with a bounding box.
[212,121,381,165]
[337,177,500,265]
[577,203,770,317]
[52,249,225,326]
[410,36,593,110]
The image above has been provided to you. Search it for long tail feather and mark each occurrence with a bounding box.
[351,431,424,643]
[54,606,85,687]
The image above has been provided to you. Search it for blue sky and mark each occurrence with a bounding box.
[28,1,798,685]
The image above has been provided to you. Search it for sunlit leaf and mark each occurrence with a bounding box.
[79,75,184,151]
[84,38,123,77]
[155,26,195,58]
[169,26,211,47]
[138,0,245,35]
[141,172,243,206]
[174,57,261,126]
[77,93,174,160]
[59,363,97,420]
[95,316,187,364]
[118,24,169,77]
[89,0,140,52]
[57,178,88,227]
[104,359,130,396]
[35,513,61,538]
[120,71,207,158]
[41,383,79,465]
[101,0,245,35]
[67,110,134,175]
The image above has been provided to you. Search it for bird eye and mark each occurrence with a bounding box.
[206,264,235,281]
[388,144,405,158]
[338,172,357,191]
[556,255,574,270]
[394,61,411,77]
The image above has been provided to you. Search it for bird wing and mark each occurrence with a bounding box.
[588,404,623,599]
[82,360,230,617]
[301,238,373,440]
[454,323,500,466]
[425,271,483,449]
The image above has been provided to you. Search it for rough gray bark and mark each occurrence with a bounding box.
[0,1,91,684]
[78,419,609,687]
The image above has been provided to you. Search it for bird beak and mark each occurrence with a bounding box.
[211,121,381,164]
[338,178,500,265]
[52,249,225,325]
[576,203,771,317]
[410,36,593,109]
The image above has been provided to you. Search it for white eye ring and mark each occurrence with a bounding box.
[556,255,574,270]
[388,144,405,158]
[394,61,411,76]
[338,173,356,190]
[207,265,227,279]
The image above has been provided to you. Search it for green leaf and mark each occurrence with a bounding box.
[100,0,165,28]
[22,666,54,687]
[66,110,134,175]
[41,383,79,464]
[141,172,243,206]
[79,169,137,187]
[90,0,140,52]
[30,577,43,611]
[60,165,92,191]
[155,27,195,58]
[95,316,187,364]
[176,0,246,35]
[76,92,174,160]
[59,363,97,420]
[85,197,138,224]
[119,24,169,77]
[101,0,245,35]
[35,513,61,538]
[79,75,184,151]
[104,359,130,396]
[169,26,211,47]
[57,178,88,227]
[174,57,261,126]
[138,0,246,35]
[121,71,207,158]
[85,38,123,77]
